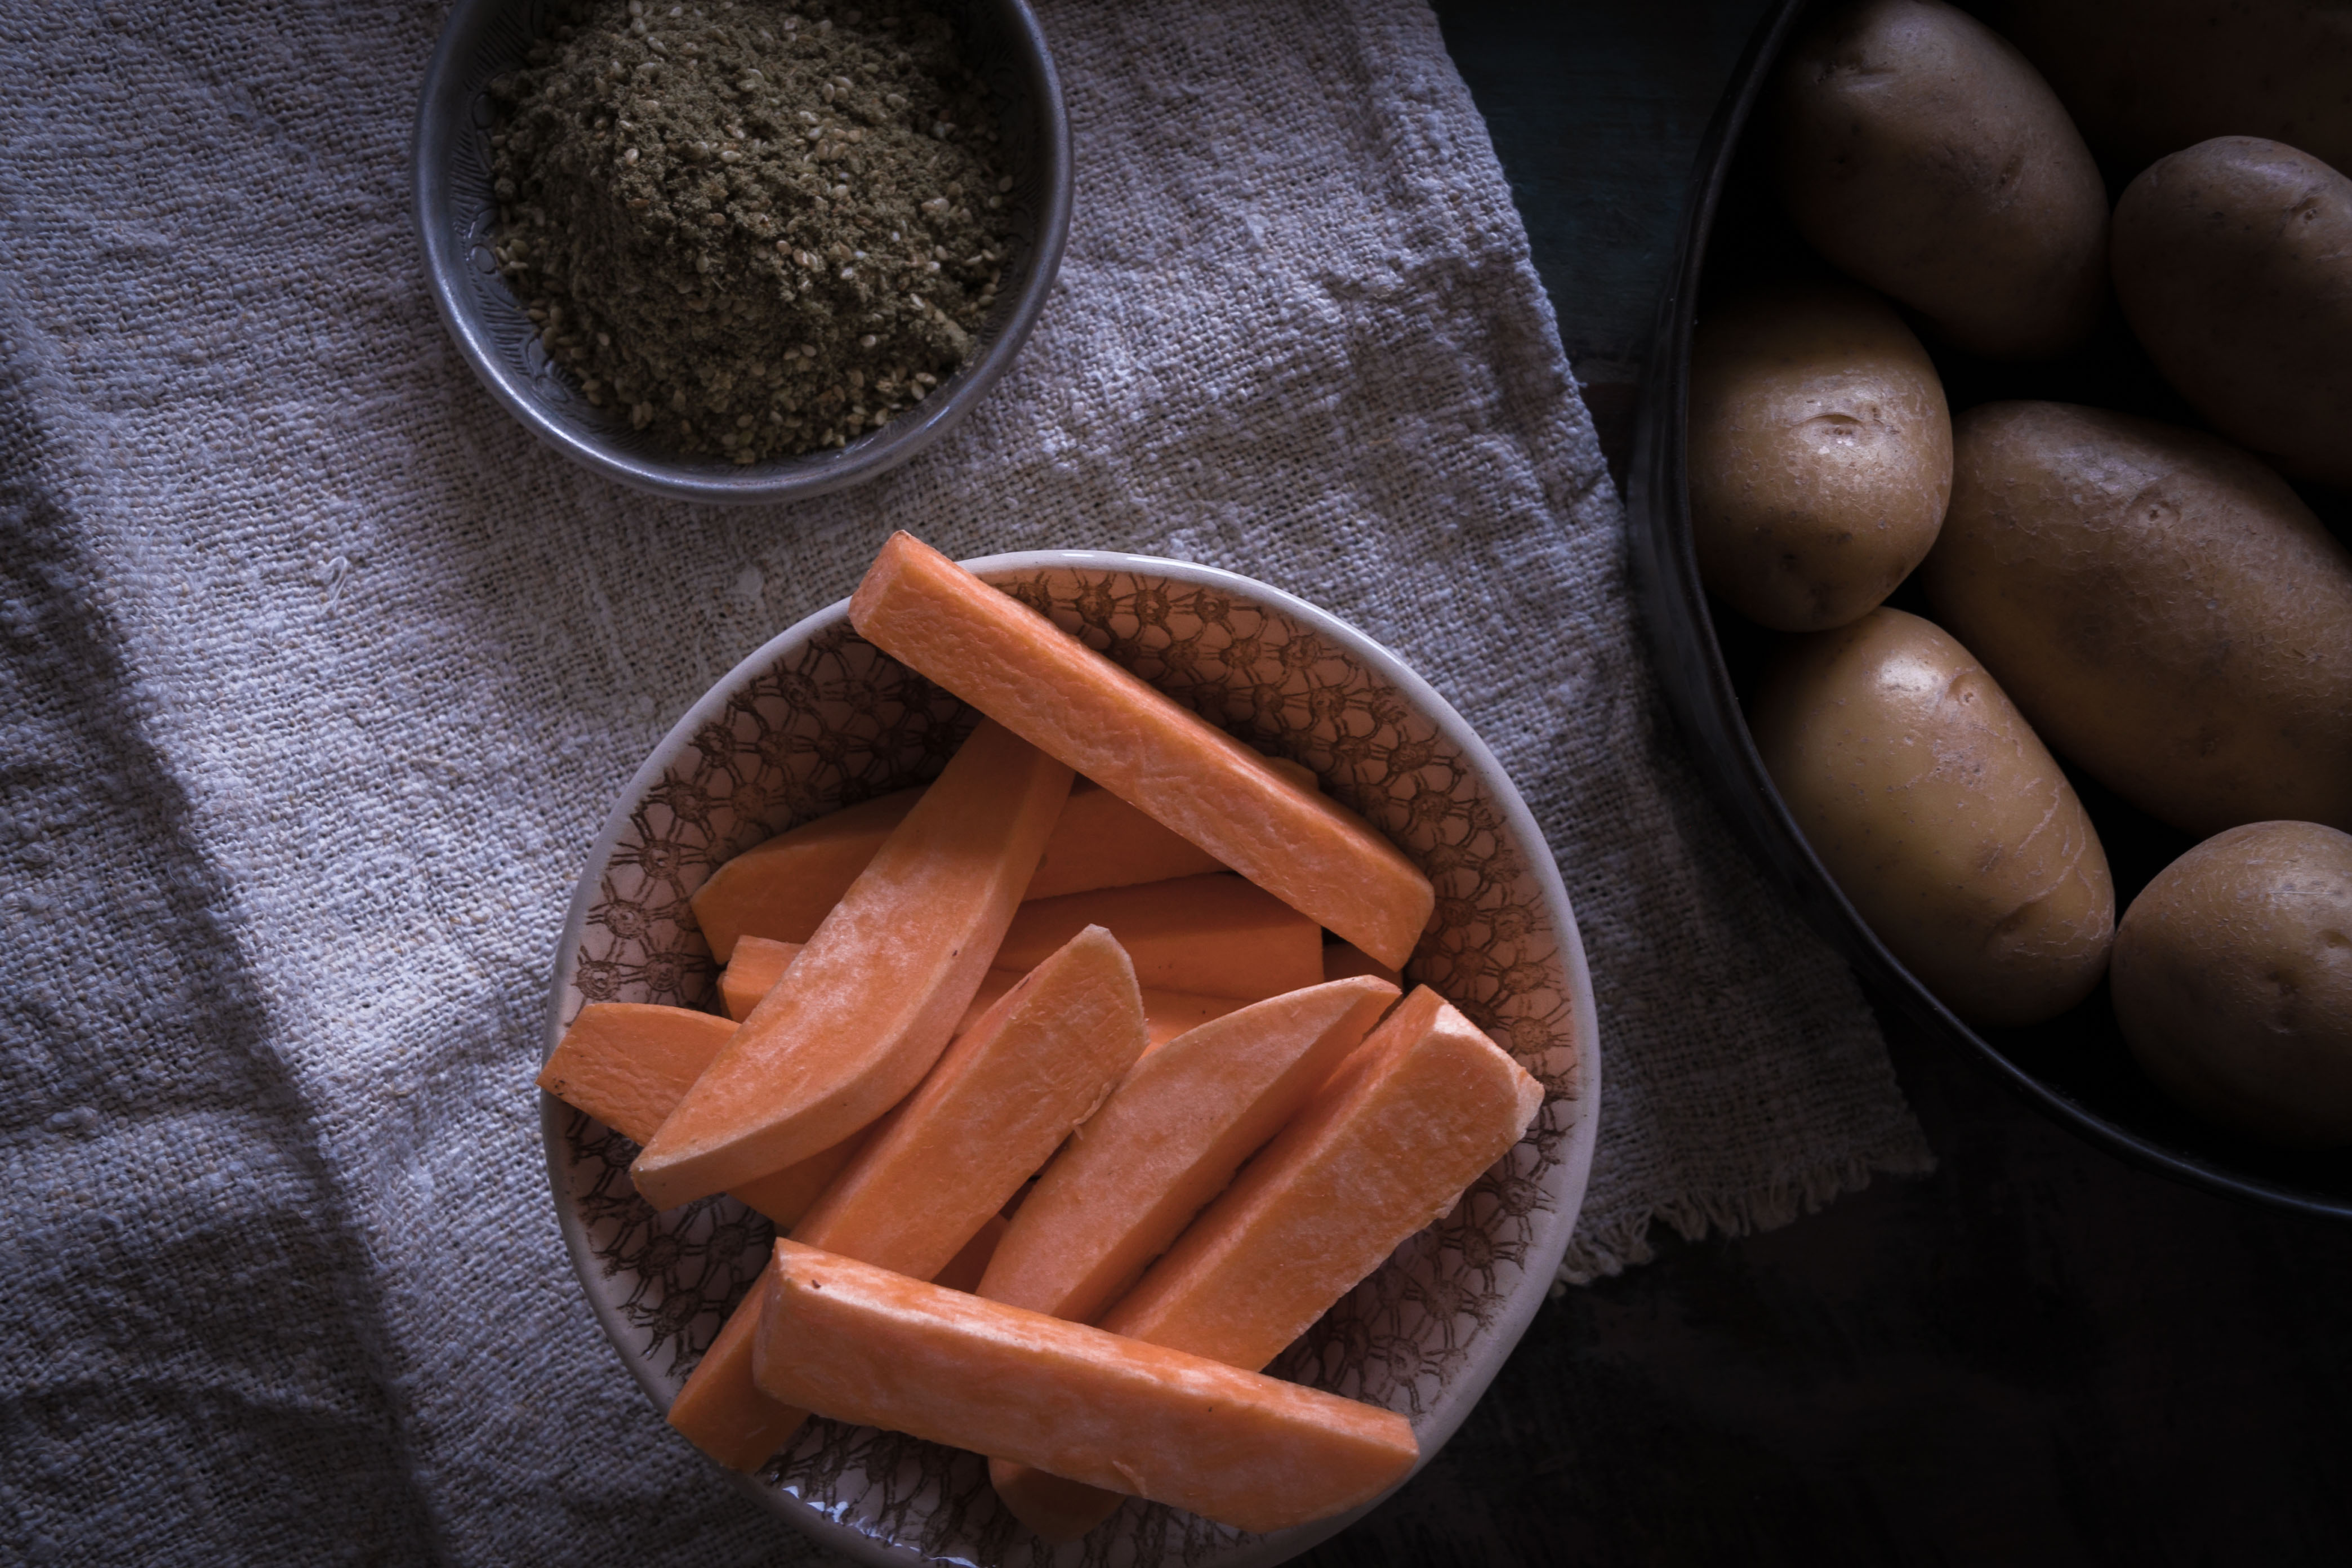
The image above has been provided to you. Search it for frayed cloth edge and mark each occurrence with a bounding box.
[1551,1135,1938,1291]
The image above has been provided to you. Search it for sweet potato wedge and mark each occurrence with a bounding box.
[537,1003,733,1150]
[1104,985,1543,1363]
[688,787,923,963]
[1322,939,1404,988]
[992,985,1542,1538]
[750,1240,1419,1534]
[793,925,1151,1285]
[978,975,1398,1329]
[1025,782,1225,900]
[717,936,801,1022]
[692,781,1227,959]
[667,1270,805,1474]
[536,1003,863,1229]
[667,1213,1007,1473]
[932,1213,1009,1296]
[847,532,1434,968]
[721,933,1244,1045]
[632,721,1072,1210]
[719,937,1018,1032]
[997,874,1322,1001]
[1133,988,1244,1050]
[671,931,1147,1472]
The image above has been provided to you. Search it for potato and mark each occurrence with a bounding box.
[1772,0,2109,360]
[1687,281,1952,631]
[1976,0,2352,181]
[2112,137,2352,489]
[2113,821,2352,1148]
[1750,607,2114,1027]
[1918,402,2352,836]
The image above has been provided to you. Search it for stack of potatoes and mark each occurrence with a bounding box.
[1691,0,2352,1147]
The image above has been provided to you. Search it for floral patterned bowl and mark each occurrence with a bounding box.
[541,550,1601,1566]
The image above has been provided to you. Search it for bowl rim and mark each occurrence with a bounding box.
[411,0,1074,506]
[1624,0,2352,1221]
[538,547,1603,1564]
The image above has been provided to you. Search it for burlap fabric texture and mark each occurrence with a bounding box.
[0,0,1930,1562]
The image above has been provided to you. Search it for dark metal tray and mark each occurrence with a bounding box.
[1625,0,2352,1218]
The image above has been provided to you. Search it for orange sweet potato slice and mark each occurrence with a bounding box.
[848,532,1435,968]
[1104,984,1543,1364]
[667,1269,803,1473]
[689,787,922,963]
[991,986,1542,1539]
[750,1240,1419,1534]
[671,930,1146,1472]
[978,975,1398,1330]
[1135,987,1242,1050]
[1023,782,1225,899]
[726,1135,867,1230]
[724,938,1020,1029]
[932,1213,1009,1296]
[718,936,801,1022]
[538,1003,734,1148]
[536,1003,863,1229]
[692,781,1226,958]
[667,1212,1008,1472]
[1323,938,1404,987]
[632,721,1073,1210]
[793,925,1151,1284]
[721,934,1237,1045]
[998,874,1322,1001]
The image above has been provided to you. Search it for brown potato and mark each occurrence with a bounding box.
[1687,281,1952,631]
[1773,0,2109,359]
[2113,821,2352,1148]
[1977,0,2352,181]
[2112,137,2352,489]
[1919,402,2352,836]
[1750,607,2114,1027]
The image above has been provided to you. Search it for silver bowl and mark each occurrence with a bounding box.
[542,550,1602,1566]
[412,0,1071,504]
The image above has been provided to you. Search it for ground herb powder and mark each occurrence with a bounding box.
[487,0,1015,463]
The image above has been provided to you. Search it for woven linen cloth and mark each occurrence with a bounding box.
[0,1,1931,1561]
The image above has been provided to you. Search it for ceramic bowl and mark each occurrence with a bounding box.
[413,0,1072,505]
[1625,0,2352,1217]
[541,550,1601,1565]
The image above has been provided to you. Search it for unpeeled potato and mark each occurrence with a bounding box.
[2113,821,2352,1148]
[1687,280,1952,631]
[1919,402,2352,838]
[1750,607,2114,1027]
[2112,137,2352,489]
[1772,0,2109,359]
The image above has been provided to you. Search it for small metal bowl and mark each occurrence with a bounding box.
[1628,0,2352,1218]
[412,0,1071,505]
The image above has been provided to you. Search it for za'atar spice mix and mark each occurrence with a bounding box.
[487,0,1017,464]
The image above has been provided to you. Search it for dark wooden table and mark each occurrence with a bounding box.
[1295,6,2352,1562]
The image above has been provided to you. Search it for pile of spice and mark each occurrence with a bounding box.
[486,0,1017,464]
